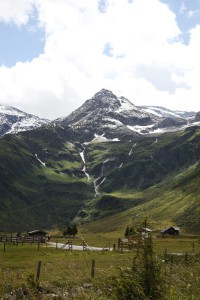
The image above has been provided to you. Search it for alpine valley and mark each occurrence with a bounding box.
[0,89,200,233]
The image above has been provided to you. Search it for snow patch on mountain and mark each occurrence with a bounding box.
[7,117,48,134]
[127,124,154,134]
[139,106,194,120]
[117,96,137,112]
[0,105,26,117]
[103,118,123,127]
[142,108,163,118]
[86,133,120,144]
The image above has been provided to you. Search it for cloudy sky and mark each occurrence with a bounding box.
[0,0,200,120]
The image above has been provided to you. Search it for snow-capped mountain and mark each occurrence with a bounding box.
[0,104,50,136]
[56,89,198,142]
[138,105,195,120]
[56,89,160,142]
[1,90,199,141]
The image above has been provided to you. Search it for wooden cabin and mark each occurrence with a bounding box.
[161,226,180,236]
[28,230,48,243]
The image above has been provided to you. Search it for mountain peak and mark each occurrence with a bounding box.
[92,89,117,100]
[56,89,155,142]
[55,89,199,143]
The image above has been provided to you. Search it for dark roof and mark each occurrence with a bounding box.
[161,226,180,233]
[28,230,48,235]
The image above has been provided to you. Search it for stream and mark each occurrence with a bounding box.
[80,148,90,182]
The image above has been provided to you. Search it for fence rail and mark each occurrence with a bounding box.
[0,236,40,243]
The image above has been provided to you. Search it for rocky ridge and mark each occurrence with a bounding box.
[0,104,50,136]
[55,89,198,143]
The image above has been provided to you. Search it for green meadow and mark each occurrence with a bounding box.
[0,230,200,299]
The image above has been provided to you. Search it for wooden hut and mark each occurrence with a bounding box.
[161,226,180,236]
[28,230,48,243]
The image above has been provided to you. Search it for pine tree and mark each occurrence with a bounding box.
[125,226,130,238]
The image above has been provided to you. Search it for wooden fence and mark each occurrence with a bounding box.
[0,235,40,244]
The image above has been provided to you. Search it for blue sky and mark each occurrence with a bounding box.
[1,0,199,67]
[161,0,200,43]
[0,0,200,119]
[0,21,44,67]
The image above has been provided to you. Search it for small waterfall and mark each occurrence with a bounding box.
[80,149,90,182]
[129,143,137,156]
[35,154,46,167]
[94,177,106,197]
[93,159,110,197]
[94,177,101,197]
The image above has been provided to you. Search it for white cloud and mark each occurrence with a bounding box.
[0,0,200,119]
[187,10,200,18]
[0,0,34,26]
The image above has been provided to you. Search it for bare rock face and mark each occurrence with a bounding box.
[156,117,187,128]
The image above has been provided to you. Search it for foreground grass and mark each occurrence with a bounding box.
[0,235,200,299]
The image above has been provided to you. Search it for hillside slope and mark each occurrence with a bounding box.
[0,128,93,231]
[77,162,200,233]
[75,126,200,233]
[0,122,200,232]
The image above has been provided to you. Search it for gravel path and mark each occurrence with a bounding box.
[47,242,111,251]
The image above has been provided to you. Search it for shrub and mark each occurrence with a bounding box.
[112,237,166,300]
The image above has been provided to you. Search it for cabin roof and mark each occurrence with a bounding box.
[28,230,48,235]
[161,226,180,233]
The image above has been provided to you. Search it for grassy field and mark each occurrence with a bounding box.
[0,231,200,299]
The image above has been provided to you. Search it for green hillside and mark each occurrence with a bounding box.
[80,163,200,234]
[0,125,200,233]
[76,126,200,233]
[0,128,93,231]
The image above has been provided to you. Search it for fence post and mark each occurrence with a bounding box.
[91,259,95,278]
[118,238,120,249]
[3,242,6,253]
[170,255,173,271]
[185,253,189,265]
[69,240,72,250]
[164,248,167,261]
[192,242,195,252]
[36,261,42,282]
[83,241,87,251]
